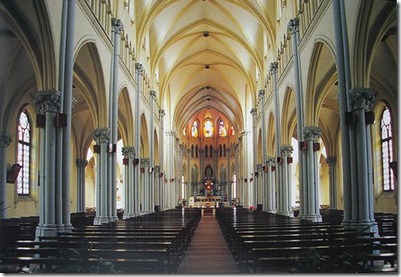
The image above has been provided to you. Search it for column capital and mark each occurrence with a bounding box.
[326,156,337,165]
[93,128,110,144]
[159,109,165,117]
[266,156,276,166]
[166,130,176,136]
[269,62,278,75]
[303,126,321,141]
[287,18,300,34]
[349,88,374,111]
[141,158,150,167]
[111,18,124,34]
[256,163,264,172]
[33,89,61,114]
[280,145,293,156]
[250,108,257,116]
[135,63,144,75]
[154,165,161,173]
[258,90,265,100]
[76,158,88,167]
[122,146,136,158]
[150,90,157,98]
[0,131,12,148]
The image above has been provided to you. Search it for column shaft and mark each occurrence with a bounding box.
[0,132,12,219]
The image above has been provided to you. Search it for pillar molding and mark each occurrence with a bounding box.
[278,145,294,217]
[349,88,377,233]
[93,128,110,225]
[299,126,322,222]
[265,156,277,213]
[76,158,88,213]
[141,158,151,213]
[33,90,61,237]
[122,146,135,218]
[326,156,337,210]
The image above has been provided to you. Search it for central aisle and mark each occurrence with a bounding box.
[176,213,241,274]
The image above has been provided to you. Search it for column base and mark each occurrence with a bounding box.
[277,210,294,217]
[343,221,378,235]
[36,224,58,238]
[298,213,322,222]
[93,216,110,225]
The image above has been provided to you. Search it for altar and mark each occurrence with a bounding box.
[189,196,222,208]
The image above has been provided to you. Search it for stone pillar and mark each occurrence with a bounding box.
[250,109,257,207]
[122,146,135,218]
[0,132,12,219]
[278,145,294,217]
[226,147,231,202]
[265,157,277,213]
[349,88,377,233]
[60,0,75,233]
[288,18,307,219]
[154,165,161,211]
[108,18,124,222]
[159,109,165,211]
[76,158,88,213]
[34,90,61,237]
[93,128,110,225]
[298,126,322,222]
[256,163,263,209]
[187,148,191,197]
[326,156,337,210]
[332,0,355,225]
[258,89,267,211]
[141,158,151,213]
[149,90,157,212]
[134,63,143,215]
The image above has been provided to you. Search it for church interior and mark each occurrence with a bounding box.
[0,0,398,274]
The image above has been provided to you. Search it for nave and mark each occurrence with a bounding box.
[0,207,397,274]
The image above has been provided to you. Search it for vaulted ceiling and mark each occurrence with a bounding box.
[136,0,277,132]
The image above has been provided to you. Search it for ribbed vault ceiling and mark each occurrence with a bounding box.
[137,0,277,132]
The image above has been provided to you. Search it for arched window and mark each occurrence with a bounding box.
[205,145,208,158]
[218,119,227,137]
[210,145,213,158]
[230,126,235,135]
[17,109,31,195]
[203,119,214,137]
[191,121,199,137]
[381,107,395,191]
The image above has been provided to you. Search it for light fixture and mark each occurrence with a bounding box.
[204,64,210,69]
[203,31,209,37]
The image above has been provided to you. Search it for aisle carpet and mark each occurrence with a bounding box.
[176,214,241,274]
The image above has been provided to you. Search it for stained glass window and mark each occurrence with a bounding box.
[204,119,213,137]
[218,119,227,137]
[17,110,31,195]
[381,107,394,191]
[191,121,199,137]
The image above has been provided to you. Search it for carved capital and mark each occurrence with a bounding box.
[0,131,12,148]
[326,156,337,165]
[350,88,374,111]
[287,18,300,34]
[256,163,264,172]
[280,145,293,156]
[141,158,150,167]
[266,156,276,166]
[33,89,61,114]
[93,128,110,144]
[150,90,157,98]
[159,109,165,117]
[154,165,161,173]
[135,63,144,75]
[250,108,257,116]
[269,62,278,75]
[111,18,124,35]
[122,146,136,158]
[258,90,265,100]
[303,126,321,141]
[76,158,88,167]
